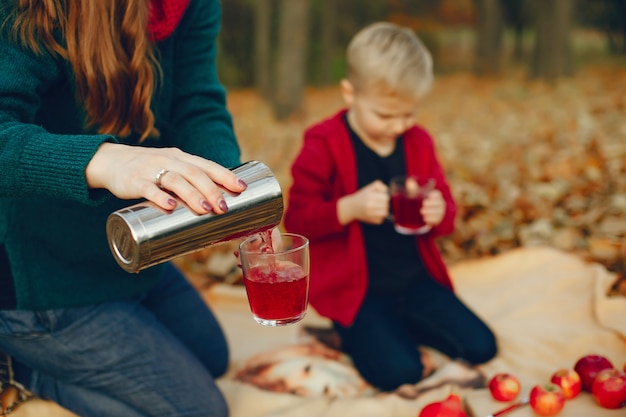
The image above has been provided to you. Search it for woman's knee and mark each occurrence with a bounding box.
[209,345,229,378]
[201,390,229,417]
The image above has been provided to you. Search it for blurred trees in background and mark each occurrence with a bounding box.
[273,0,310,119]
[218,0,626,120]
[530,0,575,79]
[473,0,504,75]
[254,0,272,100]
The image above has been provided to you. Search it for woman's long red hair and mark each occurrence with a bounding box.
[8,0,159,141]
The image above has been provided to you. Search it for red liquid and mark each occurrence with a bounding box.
[258,229,274,254]
[244,264,309,321]
[391,193,426,232]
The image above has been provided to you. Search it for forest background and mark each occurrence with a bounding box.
[178,0,626,292]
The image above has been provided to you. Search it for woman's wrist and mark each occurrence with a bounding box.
[85,142,118,189]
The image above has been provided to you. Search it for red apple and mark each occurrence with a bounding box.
[591,368,626,409]
[488,373,521,402]
[418,393,467,417]
[529,383,566,416]
[574,354,614,392]
[550,369,582,400]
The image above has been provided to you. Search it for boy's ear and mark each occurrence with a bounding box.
[340,79,354,106]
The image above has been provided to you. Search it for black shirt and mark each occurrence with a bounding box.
[344,115,428,295]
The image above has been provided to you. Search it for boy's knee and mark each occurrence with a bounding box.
[362,361,424,392]
[465,333,498,364]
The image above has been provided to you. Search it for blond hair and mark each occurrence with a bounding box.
[346,22,433,98]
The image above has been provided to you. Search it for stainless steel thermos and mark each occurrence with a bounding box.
[106,160,283,273]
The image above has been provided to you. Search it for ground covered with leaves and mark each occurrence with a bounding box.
[178,64,626,291]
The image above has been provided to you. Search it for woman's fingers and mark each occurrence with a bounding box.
[154,168,217,214]
[186,156,248,194]
[87,143,247,214]
[171,158,246,214]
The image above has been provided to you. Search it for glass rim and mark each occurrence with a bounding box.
[390,174,433,182]
[239,232,309,257]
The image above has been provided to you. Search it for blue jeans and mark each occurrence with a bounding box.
[334,277,497,391]
[0,263,229,417]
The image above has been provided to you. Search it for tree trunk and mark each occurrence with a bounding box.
[317,0,336,86]
[254,0,273,99]
[273,0,310,120]
[502,0,527,62]
[530,0,574,80]
[474,0,504,76]
[615,0,626,54]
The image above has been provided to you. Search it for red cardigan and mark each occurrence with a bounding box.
[284,110,457,326]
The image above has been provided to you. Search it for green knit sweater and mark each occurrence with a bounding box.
[0,0,241,309]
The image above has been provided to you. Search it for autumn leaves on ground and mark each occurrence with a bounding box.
[181,64,626,291]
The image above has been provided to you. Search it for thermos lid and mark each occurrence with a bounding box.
[107,206,152,273]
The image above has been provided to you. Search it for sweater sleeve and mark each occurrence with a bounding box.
[0,24,115,204]
[167,0,241,168]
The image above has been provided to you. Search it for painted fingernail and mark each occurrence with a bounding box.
[167,198,177,208]
[218,198,228,212]
[238,179,248,189]
[201,200,213,212]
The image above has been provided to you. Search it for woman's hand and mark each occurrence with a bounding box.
[85,142,246,214]
[421,189,446,227]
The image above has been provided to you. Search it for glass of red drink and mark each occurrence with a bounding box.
[239,232,310,326]
[390,175,435,235]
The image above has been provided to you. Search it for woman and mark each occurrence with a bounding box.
[0,0,243,415]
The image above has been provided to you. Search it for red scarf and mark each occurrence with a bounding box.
[148,0,190,42]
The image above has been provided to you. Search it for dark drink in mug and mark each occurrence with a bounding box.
[239,232,310,326]
[390,176,434,235]
[392,192,427,232]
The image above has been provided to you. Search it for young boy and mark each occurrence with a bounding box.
[284,22,497,392]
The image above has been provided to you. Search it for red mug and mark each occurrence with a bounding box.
[390,175,435,235]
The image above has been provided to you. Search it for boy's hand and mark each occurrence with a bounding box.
[421,189,446,227]
[338,180,389,225]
